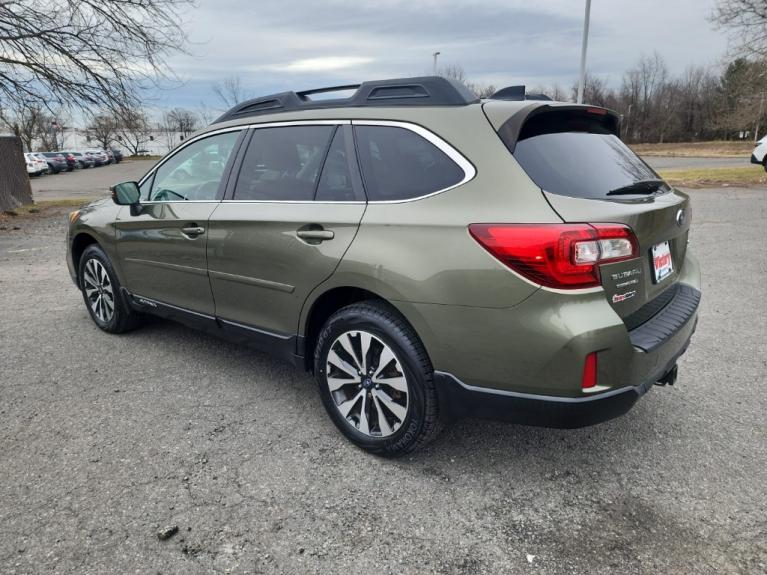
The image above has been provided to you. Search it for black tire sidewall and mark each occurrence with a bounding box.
[314,304,432,456]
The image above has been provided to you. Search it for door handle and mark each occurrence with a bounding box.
[181,225,205,237]
[296,229,334,241]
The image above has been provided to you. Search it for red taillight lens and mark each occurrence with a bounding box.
[582,352,598,389]
[468,223,638,289]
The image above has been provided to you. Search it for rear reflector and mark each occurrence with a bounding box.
[468,223,638,289]
[582,352,598,389]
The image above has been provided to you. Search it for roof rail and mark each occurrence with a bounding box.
[212,76,479,124]
[489,85,553,102]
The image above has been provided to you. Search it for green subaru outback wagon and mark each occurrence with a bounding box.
[67,77,700,456]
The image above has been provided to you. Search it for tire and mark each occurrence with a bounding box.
[763,158,767,173]
[314,300,444,456]
[78,244,141,333]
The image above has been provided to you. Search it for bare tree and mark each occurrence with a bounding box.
[212,76,250,108]
[0,102,43,152]
[0,0,193,113]
[437,64,495,98]
[159,108,198,152]
[712,0,767,57]
[115,108,152,156]
[86,113,119,150]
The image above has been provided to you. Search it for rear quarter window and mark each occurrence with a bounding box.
[354,125,465,201]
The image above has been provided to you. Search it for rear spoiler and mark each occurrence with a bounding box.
[493,104,621,154]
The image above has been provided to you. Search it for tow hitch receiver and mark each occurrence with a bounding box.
[655,364,678,387]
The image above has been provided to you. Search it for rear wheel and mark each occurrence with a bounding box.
[78,244,140,333]
[314,301,444,456]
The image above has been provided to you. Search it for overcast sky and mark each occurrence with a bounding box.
[153,0,730,111]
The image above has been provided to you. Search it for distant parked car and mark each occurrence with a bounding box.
[40,152,68,174]
[85,149,109,166]
[24,153,44,176]
[751,136,767,171]
[25,153,48,176]
[105,149,115,164]
[84,150,106,167]
[56,151,79,171]
[70,152,94,169]
[110,148,123,163]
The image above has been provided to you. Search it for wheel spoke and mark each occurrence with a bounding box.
[374,346,396,378]
[358,392,370,434]
[358,332,373,372]
[327,350,358,378]
[338,391,363,418]
[83,268,98,288]
[374,375,408,393]
[336,333,361,371]
[372,393,393,436]
[374,389,407,421]
[327,374,354,392]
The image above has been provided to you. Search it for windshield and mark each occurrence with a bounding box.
[513,131,667,200]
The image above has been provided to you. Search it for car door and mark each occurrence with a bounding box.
[207,123,366,341]
[115,129,244,315]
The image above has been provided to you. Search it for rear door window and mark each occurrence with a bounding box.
[512,111,665,199]
[354,125,465,201]
[233,125,334,201]
[315,127,361,202]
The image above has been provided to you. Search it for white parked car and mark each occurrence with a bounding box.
[25,153,48,176]
[752,136,767,171]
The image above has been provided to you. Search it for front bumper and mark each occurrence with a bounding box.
[751,153,762,165]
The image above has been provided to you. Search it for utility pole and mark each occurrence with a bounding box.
[432,51,441,75]
[755,93,765,143]
[577,0,592,104]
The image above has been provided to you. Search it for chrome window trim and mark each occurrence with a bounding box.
[138,119,475,205]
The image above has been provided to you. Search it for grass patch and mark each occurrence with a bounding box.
[634,140,756,157]
[658,165,767,188]
[1,198,95,221]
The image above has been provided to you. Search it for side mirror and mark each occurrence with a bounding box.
[111,181,141,206]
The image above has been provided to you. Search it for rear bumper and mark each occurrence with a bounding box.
[435,321,694,428]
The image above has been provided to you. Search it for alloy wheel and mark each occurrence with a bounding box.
[82,258,115,323]
[325,330,410,437]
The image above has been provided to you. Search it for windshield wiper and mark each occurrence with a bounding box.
[607,179,665,196]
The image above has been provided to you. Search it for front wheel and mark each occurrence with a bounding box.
[78,244,141,333]
[314,301,444,456]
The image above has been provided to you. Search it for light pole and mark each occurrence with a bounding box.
[577,0,592,104]
[432,51,441,75]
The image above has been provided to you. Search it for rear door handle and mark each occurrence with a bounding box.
[181,225,205,237]
[296,229,334,241]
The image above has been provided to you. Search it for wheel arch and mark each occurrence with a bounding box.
[70,232,101,287]
[299,284,435,374]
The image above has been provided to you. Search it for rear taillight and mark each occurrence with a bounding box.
[468,223,638,289]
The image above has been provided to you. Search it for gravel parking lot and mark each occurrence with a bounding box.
[1,184,765,574]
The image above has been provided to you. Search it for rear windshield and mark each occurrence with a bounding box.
[512,114,664,200]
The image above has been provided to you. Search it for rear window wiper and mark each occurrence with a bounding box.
[607,179,666,196]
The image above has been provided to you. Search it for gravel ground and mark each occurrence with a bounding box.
[30,160,153,202]
[0,187,765,574]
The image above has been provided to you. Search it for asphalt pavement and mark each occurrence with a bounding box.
[0,182,765,573]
